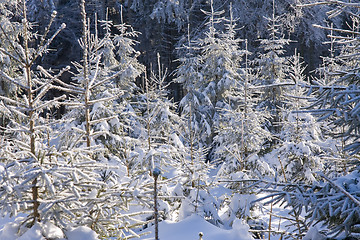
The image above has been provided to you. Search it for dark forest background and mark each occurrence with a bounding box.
[27,0,341,102]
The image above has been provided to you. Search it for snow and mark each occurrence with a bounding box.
[302,226,326,240]
[0,221,20,240]
[17,224,45,240]
[42,222,64,239]
[138,214,253,240]
[0,219,98,240]
[65,226,99,240]
[0,214,254,240]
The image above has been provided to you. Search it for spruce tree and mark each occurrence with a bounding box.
[265,53,327,183]
[254,0,293,142]
[0,1,67,227]
[0,2,113,237]
[55,1,149,238]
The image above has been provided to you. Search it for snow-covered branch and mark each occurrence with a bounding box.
[319,173,360,208]
[0,71,29,90]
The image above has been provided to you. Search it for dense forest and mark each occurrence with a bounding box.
[0,0,359,239]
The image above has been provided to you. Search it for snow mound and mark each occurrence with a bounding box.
[139,214,253,240]
[65,226,99,240]
[0,218,99,240]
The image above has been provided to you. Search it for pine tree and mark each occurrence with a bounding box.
[174,23,222,225]
[178,0,249,157]
[0,1,148,238]
[259,2,360,238]
[0,1,22,131]
[310,23,352,175]
[212,23,273,229]
[307,171,360,239]
[59,9,144,162]
[208,4,272,178]
[214,48,273,180]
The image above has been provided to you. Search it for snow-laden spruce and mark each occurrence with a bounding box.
[0,3,111,236]
[56,1,152,238]
[0,1,146,239]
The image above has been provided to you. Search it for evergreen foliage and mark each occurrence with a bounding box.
[304,1,360,156]
[0,1,360,239]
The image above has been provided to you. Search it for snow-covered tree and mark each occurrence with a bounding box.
[175,13,213,152]
[119,55,192,227]
[0,1,150,238]
[196,1,235,149]
[256,167,360,239]
[177,1,249,156]
[307,171,360,239]
[128,59,184,177]
[59,8,144,159]
[0,2,119,238]
[254,0,293,141]
[0,1,21,131]
[0,0,67,226]
[303,0,360,157]
[262,53,328,183]
[212,14,273,178]
[55,1,151,238]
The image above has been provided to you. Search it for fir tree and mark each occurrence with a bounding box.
[175,16,213,151]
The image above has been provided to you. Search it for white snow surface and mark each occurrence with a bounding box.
[302,226,326,240]
[138,214,254,240]
[0,214,253,240]
[0,216,98,240]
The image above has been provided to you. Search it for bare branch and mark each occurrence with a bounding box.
[0,95,27,108]
[38,11,58,48]
[298,1,360,8]
[37,66,84,94]
[88,55,101,88]
[90,62,134,89]
[33,82,54,105]
[0,48,24,65]
[250,82,295,90]
[88,94,122,105]
[34,65,70,92]
[33,95,66,112]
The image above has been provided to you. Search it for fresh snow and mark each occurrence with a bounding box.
[138,214,253,240]
[0,214,253,240]
[0,218,98,240]
[65,226,99,240]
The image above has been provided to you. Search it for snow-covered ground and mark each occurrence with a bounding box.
[138,214,253,240]
[0,208,329,240]
[0,215,99,240]
[0,214,253,240]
